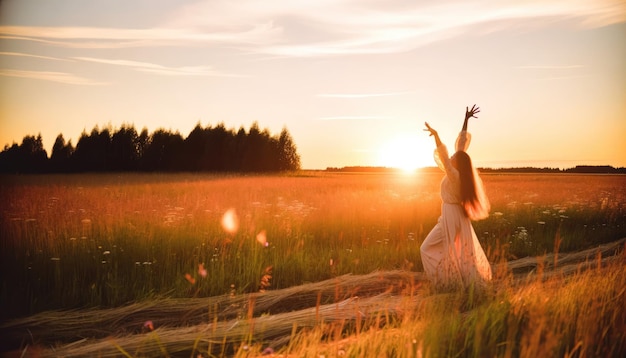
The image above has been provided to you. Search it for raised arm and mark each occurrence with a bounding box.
[456,105,479,151]
[424,122,442,147]
[425,122,458,179]
[462,104,480,132]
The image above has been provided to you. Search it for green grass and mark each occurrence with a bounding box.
[1,172,624,319]
[278,259,625,358]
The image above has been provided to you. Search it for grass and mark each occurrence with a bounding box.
[1,172,625,356]
[3,245,624,357]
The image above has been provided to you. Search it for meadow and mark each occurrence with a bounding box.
[1,172,625,356]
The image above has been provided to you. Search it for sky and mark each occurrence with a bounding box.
[1,0,625,170]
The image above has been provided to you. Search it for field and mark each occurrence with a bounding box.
[1,172,625,356]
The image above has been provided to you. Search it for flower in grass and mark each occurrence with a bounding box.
[144,320,154,331]
[221,208,239,234]
[259,266,272,293]
[256,230,268,247]
[185,273,196,285]
[198,263,207,278]
[262,347,275,355]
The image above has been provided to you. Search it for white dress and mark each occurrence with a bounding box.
[420,131,492,290]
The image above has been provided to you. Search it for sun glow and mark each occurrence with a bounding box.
[377,135,433,173]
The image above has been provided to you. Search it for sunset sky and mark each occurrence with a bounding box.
[1,0,625,170]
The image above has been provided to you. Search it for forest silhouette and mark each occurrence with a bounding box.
[0,122,300,173]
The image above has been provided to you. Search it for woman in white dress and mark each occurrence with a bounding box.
[420,105,492,291]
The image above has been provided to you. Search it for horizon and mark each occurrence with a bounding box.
[1,0,625,170]
[2,123,623,171]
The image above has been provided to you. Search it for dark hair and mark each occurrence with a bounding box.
[454,151,479,217]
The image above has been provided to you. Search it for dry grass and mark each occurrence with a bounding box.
[3,239,624,357]
[1,172,625,356]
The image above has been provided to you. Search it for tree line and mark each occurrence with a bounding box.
[0,122,301,174]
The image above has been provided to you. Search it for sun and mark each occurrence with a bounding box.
[376,135,433,173]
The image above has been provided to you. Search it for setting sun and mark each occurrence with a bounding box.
[377,135,433,172]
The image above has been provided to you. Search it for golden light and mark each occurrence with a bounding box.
[377,135,433,173]
[256,230,268,246]
[221,208,239,234]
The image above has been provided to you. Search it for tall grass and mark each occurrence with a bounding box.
[1,172,624,319]
[280,256,625,358]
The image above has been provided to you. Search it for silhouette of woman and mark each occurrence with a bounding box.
[421,105,492,290]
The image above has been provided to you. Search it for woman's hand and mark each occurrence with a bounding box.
[424,122,443,147]
[465,105,480,121]
[424,122,437,136]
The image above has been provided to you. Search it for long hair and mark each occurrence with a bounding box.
[454,151,489,219]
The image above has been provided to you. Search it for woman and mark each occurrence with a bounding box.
[420,105,492,291]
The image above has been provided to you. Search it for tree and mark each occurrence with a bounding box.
[0,143,20,173]
[141,129,184,171]
[0,121,301,173]
[72,126,112,172]
[277,127,301,170]
[50,134,74,172]
[183,123,208,171]
[110,125,139,171]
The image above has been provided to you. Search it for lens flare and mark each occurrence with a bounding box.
[184,273,196,285]
[198,263,207,278]
[221,208,239,234]
[256,230,268,246]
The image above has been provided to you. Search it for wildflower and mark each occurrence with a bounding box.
[185,273,196,285]
[144,320,154,331]
[198,263,207,278]
[262,347,275,355]
[259,266,272,292]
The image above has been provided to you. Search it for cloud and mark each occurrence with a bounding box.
[0,0,623,56]
[0,51,74,62]
[0,23,282,49]
[0,69,108,85]
[317,91,413,99]
[166,0,626,57]
[74,57,244,77]
[516,65,584,69]
[316,116,391,121]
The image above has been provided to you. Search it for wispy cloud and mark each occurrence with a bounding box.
[0,23,282,49]
[316,116,391,121]
[317,91,413,99]
[515,64,586,81]
[0,69,108,85]
[1,0,622,56]
[516,65,584,69]
[168,0,626,57]
[0,51,74,62]
[74,57,244,77]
